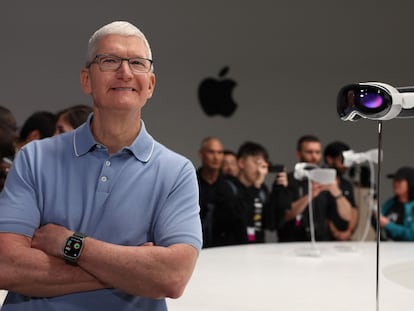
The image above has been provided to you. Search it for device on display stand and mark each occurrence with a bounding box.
[337,81,414,311]
[293,163,336,257]
[343,149,379,241]
[335,149,379,253]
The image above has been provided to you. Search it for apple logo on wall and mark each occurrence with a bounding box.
[198,66,238,117]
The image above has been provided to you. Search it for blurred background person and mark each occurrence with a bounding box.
[15,111,56,150]
[323,141,358,241]
[221,149,239,177]
[196,137,225,248]
[278,135,351,242]
[55,104,93,135]
[377,166,414,241]
[213,141,290,245]
[0,106,18,191]
[0,106,17,159]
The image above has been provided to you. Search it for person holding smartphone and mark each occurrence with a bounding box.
[213,141,290,245]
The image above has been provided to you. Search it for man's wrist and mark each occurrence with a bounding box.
[63,232,87,265]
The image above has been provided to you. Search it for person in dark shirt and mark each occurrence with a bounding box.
[323,141,358,241]
[213,141,290,246]
[196,136,225,248]
[277,135,352,242]
[221,149,239,177]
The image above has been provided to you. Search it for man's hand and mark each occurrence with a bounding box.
[275,171,288,187]
[310,182,327,198]
[254,159,269,188]
[379,214,389,228]
[325,179,343,198]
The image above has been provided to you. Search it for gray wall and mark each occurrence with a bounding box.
[2,0,414,202]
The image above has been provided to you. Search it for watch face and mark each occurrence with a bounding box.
[64,236,83,259]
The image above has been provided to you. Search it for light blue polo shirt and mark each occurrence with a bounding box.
[0,116,202,310]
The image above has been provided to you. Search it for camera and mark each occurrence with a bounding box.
[268,164,284,173]
[337,82,414,121]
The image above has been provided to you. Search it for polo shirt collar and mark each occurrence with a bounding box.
[73,113,154,163]
[125,120,154,163]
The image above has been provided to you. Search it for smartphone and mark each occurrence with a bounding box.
[268,164,284,173]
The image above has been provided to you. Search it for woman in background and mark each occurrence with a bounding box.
[379,166,414,241]
[55,104,93,135]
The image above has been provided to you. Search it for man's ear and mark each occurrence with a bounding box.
[146,73,156,99]
[237,158,245,170]
[80,68,92,94]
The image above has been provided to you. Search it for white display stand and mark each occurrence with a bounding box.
[167,242,414,311]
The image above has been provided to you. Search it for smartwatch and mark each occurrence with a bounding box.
[63,231,87,264]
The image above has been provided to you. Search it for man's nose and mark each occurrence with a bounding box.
[117,60,134,76]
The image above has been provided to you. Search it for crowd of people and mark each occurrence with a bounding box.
[196,135,414,247]
[0,105,93,191]
[2,108,414,250]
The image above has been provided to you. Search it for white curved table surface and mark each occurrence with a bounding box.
[167,242,414,311]
[1,242,413,310]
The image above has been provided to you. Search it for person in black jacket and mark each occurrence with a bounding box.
[324,141,358,241]
[212,141,290,246]
[196,136,226,248]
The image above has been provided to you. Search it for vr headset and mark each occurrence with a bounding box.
[337,82,414,121]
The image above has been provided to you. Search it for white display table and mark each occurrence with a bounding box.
[167,242,414,311]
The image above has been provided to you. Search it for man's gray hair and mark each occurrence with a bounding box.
[86,21,153,67]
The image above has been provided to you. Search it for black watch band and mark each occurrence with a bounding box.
[63,231,87,265]
[73,231,87,239]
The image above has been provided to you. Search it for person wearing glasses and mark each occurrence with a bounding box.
[0,21,202,311]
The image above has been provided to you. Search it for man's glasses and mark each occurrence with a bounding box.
[87,54,153,74]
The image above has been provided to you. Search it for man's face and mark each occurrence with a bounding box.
[238,155,267,185]
[80,34,155,113]
[199,139,224,171]
[325,155,347,174]
[222,154,239,177]
[393,179,408,198]
[55,114,74,135]
[297,141,321,165]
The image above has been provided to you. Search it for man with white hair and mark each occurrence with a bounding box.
[0,21,202,310]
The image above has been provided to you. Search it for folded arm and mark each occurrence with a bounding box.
[31,224,198,299]
[0,232,105,297]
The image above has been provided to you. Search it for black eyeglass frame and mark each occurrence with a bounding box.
[86,54,154,73]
